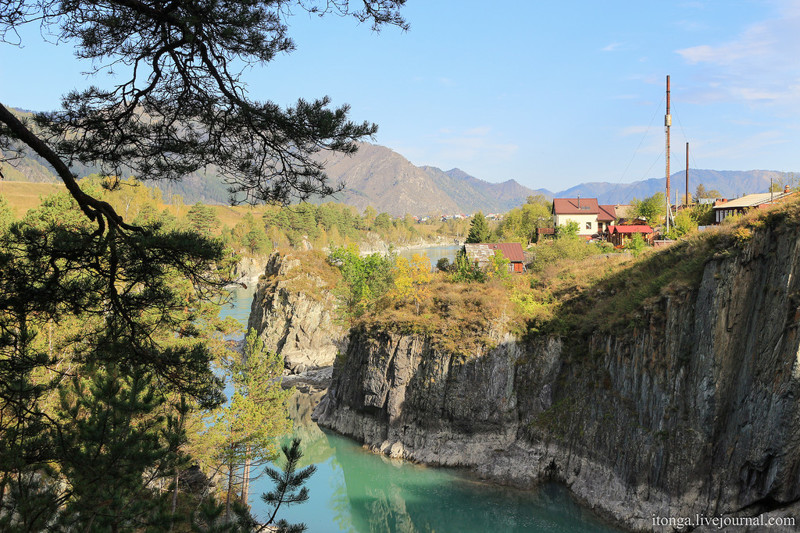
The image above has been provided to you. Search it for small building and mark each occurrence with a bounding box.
[463,242,526,273]
[607,225,654,247]
[535,227,555,241]
[712,188,796,224]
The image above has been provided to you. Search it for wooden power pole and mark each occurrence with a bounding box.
[685,142,689,206]
[665,75,671,232]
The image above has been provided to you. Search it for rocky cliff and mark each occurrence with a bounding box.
[248,251,346,373]
[232,254,272,286]
[314,222,800,531]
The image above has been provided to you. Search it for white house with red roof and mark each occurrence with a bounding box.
[552,198,619,238]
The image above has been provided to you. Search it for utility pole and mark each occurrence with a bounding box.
[685,142,689,206]
[665,75,671,233]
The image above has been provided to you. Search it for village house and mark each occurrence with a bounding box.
[607,224,654,246]
[712,187,796,224]
[463,242,526,273]
[552,198,619,238]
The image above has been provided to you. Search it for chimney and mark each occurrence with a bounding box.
[577,195,580,208]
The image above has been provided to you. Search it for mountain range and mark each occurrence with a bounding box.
[558,169,796,206]
[310,143,550,215]
[2,126,796,216]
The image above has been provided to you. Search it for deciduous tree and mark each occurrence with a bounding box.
[393,253,432,314]
[631,193,666,224]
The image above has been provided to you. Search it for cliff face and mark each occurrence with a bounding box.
[248,251,346,373]
[232,254,272,286]
[314,223,800,531]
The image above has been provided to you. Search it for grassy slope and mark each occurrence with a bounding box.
[0,182,65,218]
[0,179,266,230]
[0,181,446,243]
[356,198,800,354]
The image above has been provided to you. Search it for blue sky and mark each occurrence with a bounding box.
[2,1,800,191]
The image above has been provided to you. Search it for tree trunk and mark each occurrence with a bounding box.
[170,467,180,527]
[0,471,7,509]
[240,445,251,509]
[225,461,234,521]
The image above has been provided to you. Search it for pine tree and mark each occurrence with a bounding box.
[0,189,231,529]
[466,212,490,243]
[188,203,220,237]
[260,439,316,533]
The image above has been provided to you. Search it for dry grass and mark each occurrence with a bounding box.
[0,181,65,217]
[211,203,272,231]
[367,197,800,355]
[358,275,512,357]
[264,249,342,303]
[518,197,800,339]
[0,179,271,235]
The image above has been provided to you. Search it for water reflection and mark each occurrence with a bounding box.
[253,389,623,533]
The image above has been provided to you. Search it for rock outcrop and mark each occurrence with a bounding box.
[248,251,346,373]
[232,254,271,286]
[315,222,800,532]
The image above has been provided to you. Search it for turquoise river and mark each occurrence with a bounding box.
[221,260,624,533]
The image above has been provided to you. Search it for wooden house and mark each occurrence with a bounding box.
[607,225,654,247]
[463,242,526,273]
[712,188,796,224]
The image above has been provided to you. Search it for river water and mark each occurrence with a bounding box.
[220,269,623,533]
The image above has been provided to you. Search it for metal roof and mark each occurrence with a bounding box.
[609,225,653,234]
[553,198,601,215]
[713,192,794,210]
[464,242,525,263]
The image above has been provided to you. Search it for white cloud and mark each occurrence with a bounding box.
[675,2,800,107]
[701,130,788,160]
[730,87,786,102]
[602,42,623,52]
[674,19,709,32]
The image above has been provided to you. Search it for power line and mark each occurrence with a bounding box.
[670,101,699,170]
[608,94,665,203]
[618,94,665,183]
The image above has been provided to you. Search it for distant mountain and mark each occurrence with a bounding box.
[312,143,460,215]
[312,143,551,216]
[555,169,797,204]
[0,108,232,204]
[420,166,551,214]
[3,106,796,214]
[0,144,231,204]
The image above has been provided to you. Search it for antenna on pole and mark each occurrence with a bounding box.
[665,75,672,233]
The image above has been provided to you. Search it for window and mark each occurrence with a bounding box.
[586,222,592,230]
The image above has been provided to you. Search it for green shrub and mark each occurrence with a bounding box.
[450,250,486,283]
